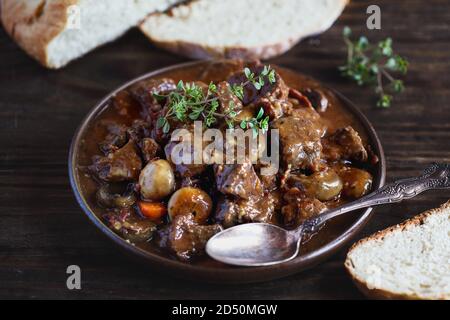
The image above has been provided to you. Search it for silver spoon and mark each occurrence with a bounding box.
[206,163,450,267]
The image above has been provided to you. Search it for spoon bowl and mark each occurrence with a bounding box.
[206,223,301,266]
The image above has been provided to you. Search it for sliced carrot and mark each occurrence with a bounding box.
[138,201,167,221]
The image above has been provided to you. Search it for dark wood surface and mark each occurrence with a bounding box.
[0,0,449,299]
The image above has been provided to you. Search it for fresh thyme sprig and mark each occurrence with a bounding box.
[340,26,409,108]
[155,81,222,133]
[240,107,270,137]
[155,66,276,135]
[230,65,276,99]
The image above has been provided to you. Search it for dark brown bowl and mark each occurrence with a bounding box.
[68,60,386,284]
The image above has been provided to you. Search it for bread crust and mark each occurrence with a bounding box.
[1,0,77,68]
[141,35,297,60]
[345,200,450,300]
[141,0,349,60]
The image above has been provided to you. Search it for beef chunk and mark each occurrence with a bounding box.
[257,170,278,192]
[323,126,368,162]
[164,125,208,178]
[285,88,323,123]
[91,140,142,182]
[254,158,279,192]
[284,101,323,124]
[127,119,152,142]
[259,96,292,121]
[99,122,128,154]
[272,116,324,172]
[110,90,143,123]
[215,193,280,228]
[228,65,289,107]
[281,188,327,228]
[165,142,207,178]
[300,88,329,113]
[288,88,313,109]
[215,159,263,200]
[104,209,156,243]
[217,81,243,115]
[234,67,289,121]
[98,120,152,156]
[129,78,176,112]
[164,213,222,261]
[140,138,161,163]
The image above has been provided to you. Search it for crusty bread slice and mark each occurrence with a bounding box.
[140,0,348,60]
[1,0,180,68]
[345,201,450,300]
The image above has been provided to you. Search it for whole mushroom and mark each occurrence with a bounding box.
[168,187,213,224]
[139,159,175,201]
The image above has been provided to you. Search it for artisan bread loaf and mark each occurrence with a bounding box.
[0,0,180,68]
[140,0,349,60]
[345,201,450,300]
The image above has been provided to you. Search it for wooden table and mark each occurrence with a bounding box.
[1,0,448,299]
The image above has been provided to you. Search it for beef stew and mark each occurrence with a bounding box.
[74,60,380,263]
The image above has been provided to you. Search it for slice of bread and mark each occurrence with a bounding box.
[1,0,180,68]
[345,201,450,300]
[140,0,349,60]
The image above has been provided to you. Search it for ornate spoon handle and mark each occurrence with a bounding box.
[300,163,450,236]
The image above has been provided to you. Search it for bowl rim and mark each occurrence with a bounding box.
[68,60,386,283]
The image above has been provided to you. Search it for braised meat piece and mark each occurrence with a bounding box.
[282,198,327,228]
[98,122,128,154]
[109,90,144,125]
[285,88,324,123]
[104,209,156,243]
[254,152,279,192]
[215,193,280,228]
[91,140,142,182]
[164,125,208,178]
[259,96,292,121]
[300,88,329,113]
[281,188,328,228]
[323,126,368,162]
[165,142,207,178]
[257,169,278,192]
[99,119,153,156]
[217,81,243,115]
[284,101,323,124]
[288,88,313,109]
[140,138,161,163]
[232,69,291,121]
[215,159,263,200]
[127,119,152,141]
[129,78,176,113]
[272,116,324,172]
[228,65,289,106]
[163,213,222,260]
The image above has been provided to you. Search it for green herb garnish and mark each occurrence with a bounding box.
[231,65,277,102]
[340,26,409,108]
[240,107,270,137]
[155,66,277,134]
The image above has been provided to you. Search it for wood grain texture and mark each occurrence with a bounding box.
[0,0,449,299]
